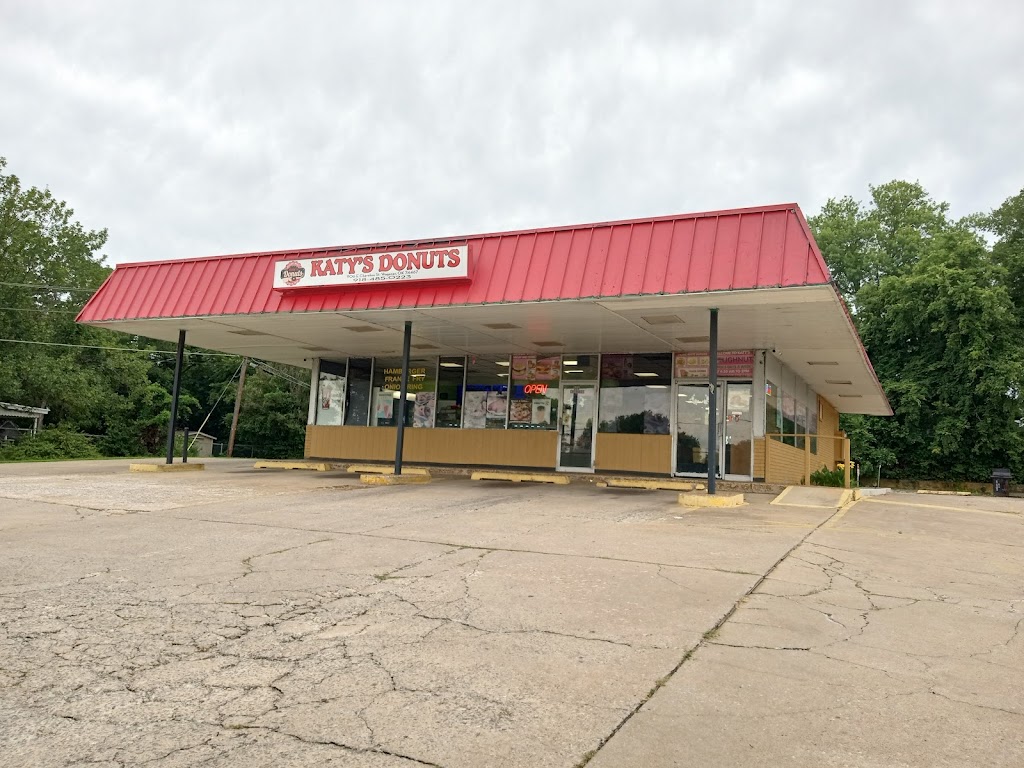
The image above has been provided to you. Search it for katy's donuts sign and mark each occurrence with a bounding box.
[273,244,469,290]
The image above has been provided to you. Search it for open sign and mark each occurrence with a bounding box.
[523,383,549,395]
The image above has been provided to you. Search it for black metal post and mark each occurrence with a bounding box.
[182,428,189,463]
[394,321,412,475]
[707,309,718,495]
[165,330,186,464]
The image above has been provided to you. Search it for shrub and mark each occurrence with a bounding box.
[0,427,102,461]
[810,464,845,487]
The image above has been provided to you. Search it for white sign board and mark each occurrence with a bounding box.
[273,244,469,290]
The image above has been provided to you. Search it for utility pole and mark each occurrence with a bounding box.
[227,358,248,457]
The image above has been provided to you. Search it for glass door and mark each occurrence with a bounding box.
[557,383,596,471]
[675,384,721,475]
[674,381,754,479]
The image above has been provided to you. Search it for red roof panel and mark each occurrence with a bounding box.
[78,203,834,323]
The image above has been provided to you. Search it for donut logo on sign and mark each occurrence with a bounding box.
[279,261,305,286]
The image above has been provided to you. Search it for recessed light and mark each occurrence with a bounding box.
[344,325,383,333]
[496,373,509,377]
[838,394,862,398]
[645,384,668,389]
[412,343,439,350]
[533,341,564,347]
[302,346,332,352]
[562,360,578,366]
[641,314,683,325]
[439,362,463,368]
[228,329,265,336]
[483,322,521,330]
[676,336,710,343]
[635,372,660,377]
[825,380,853,385]
[807,361,839,366]
[496,361,510,367]
[564,369,583,373]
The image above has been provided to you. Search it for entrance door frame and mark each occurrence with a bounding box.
[671,379,754,481]
[555,380,598,473]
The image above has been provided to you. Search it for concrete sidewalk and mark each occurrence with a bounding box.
[0,460,1021,766]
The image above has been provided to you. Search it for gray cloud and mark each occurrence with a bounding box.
[1,0,1021,266]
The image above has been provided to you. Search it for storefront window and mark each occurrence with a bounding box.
[345,358,372,426]
[509,355,560,429]
[436,357,465,428]
[598,353,671,434]
[795,402,807,450]
[463,355,509,429]
[371,358,437,427]
[316,360,346,425]
[809,400,818,454]
[782,391,796,446]
[560,354,599,381]
[765,381,781,435]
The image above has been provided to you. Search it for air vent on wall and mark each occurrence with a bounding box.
[676,335,710,343]
[825,380,853,385]
[807,361,839,366]
[228,329,265,336]
[412,343,440,350]
[483,322,521,330]
[343,325,384,333]
[302,346,332,352]
[641,314,683,325]
[533,341,565,348]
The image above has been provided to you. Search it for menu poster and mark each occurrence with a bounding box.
[601,354,634,380]
[675,350,754,379]
[413,392,435,428]
[511,355,535,381]
[317,374,345,426]
[531,398,551,425]
[533,357,560,382]
[463,391,488,429]
[375,392,394,424]
[510,399,532,423]
[485,393,507,422]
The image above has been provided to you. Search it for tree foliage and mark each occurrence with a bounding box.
[0,157,307,460]
[810,182,1024,481]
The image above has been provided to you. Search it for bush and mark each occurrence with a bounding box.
[0,427,102,461]
[810,464,845,487]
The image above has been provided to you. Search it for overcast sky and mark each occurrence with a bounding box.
[1,1,1021,266]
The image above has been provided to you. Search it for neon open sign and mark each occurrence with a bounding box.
[523,383,549,395]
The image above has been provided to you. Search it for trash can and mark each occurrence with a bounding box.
[991,468,1012,497]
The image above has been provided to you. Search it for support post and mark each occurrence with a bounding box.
[707,308,718,495]
[842,436,851,489]
[165,330,186,464]
[804,431,811,486]
[182,428,189,463]
[394,321,413,475]
[227,358,249,458]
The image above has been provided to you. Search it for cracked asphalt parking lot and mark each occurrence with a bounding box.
[0,460,1022,767]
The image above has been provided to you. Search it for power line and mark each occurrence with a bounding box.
[0,306,81,314]
[0,338,240,356]
[0,281,97,292]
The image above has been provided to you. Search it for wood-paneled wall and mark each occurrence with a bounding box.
[594,433,672,474]
[306,425,558,469]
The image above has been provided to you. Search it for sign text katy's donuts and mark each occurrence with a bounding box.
[273,244,470,289]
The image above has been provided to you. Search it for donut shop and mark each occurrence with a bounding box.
[77,203,891,487]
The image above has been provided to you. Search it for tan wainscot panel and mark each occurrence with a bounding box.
[763,437,809,485]
[594,433,672,474]
[754,438,766,479]
[305,425,558,469]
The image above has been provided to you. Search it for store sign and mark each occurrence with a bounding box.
[522,383,549,394]
[675,350,754,379]
[273,244,470,290]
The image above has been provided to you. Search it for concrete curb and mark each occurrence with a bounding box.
[129,463,205,473]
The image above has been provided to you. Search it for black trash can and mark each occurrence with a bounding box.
[992,468,1012,497]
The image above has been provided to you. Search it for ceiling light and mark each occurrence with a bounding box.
[483,322,521,330]
[645,384,668,389]
[439,362,463,368]
[838,394,863,398]
[496,373,509,377]
[343,325,383,333]
[564,369,583,373]
[533,341,564,347]
[807,361,839,366]
[496,361,510,367]
[562,360,578,366]
[825,380,853,385]
[635,372,660,377]
[412,343,439,350]
[228,329,265,336]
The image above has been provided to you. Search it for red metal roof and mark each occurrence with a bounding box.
[78,204,832,322]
